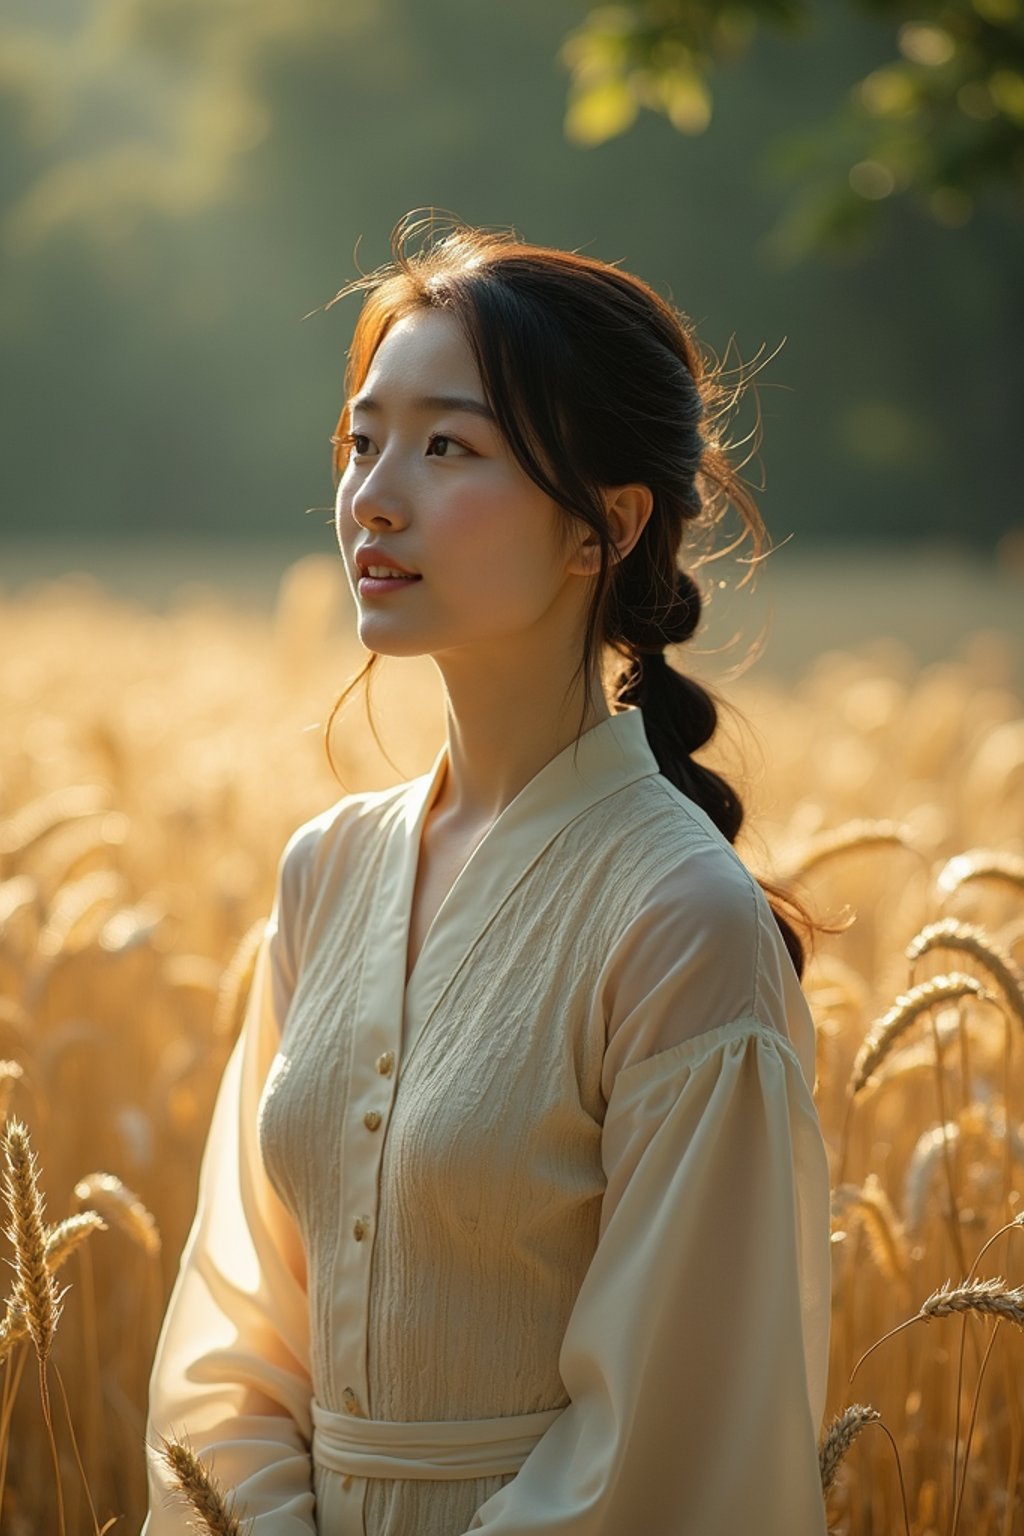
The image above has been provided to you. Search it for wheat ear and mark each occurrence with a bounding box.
[782,819,915,881]
[906,918,1024,1026]
[0,784,111,859]
[818,1403,882,1494]
[73,1172,160,1256]
[851,974,994,1094]
[920,1278,1024,1328]
[831,1175,910,1284]
[0,1209,109,1363]
[46,1210,109,1266]
[158,1434,251,1536]
[937,849,1024,900]
[1,1118,65,1363]
[853,1275,1024,1386]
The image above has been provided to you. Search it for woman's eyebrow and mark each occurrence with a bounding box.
[350,392,496,422]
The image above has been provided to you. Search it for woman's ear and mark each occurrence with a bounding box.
[568,484,654,577]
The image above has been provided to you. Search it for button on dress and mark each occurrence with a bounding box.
[142,706,832,1535]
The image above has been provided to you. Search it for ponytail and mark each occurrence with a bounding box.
[608,564,809,978]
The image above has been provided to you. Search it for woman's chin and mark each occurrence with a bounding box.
[355,620,432,659]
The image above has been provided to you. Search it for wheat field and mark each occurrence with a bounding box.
[1,554,1022,1535]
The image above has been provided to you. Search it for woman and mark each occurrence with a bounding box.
[143,213,832,1535]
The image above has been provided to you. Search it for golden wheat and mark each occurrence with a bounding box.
[850,974,995,1095]
[0,1058,24,1121]
[936,849,1024,901]
[0,1210,108,1364]
[1,1118,63,1362]
[73,1172,161,1257]
[818,1403,883,1495]
[0,571,1020,1535]
[831,1175,910,1285]
[157,1434,252,1536]
[781,819,917,881]
[45,1210,108,1266]
[919,1277,1024,1328]
[906,918,1024,1025]
[0,784,112,862]
[36,870,126,958]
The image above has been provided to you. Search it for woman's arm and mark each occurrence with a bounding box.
[465,849,832,1534]
[142,831,319,1535]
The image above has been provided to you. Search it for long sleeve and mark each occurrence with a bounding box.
[142,832,318,1535]
[465,847,832,1535]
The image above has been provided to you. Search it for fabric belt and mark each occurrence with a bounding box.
[311,1397,563,1481]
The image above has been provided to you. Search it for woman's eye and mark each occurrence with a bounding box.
[427,434,467,458]
[333,431,373,460]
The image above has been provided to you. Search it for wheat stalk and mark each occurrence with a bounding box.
[73,1172,160,1256]
[0,784,111,860]
[853,1273,1024,1382]
[37,870,125,957]
[0,1293,28,1363]
[98,899,166,954]
[921,1277,1024,1328]
[0,1210,107,1363]
[818,1403,882,1495]
[782,819,916,881]
[46,1210,109,1266]
[906,918,1024,1026]
[157,1434,251,1535]
[0,874,37,932]
[0,1058,25,1122]
[832,1176,910,1283]
[851,974,995,1095]
[936,849,1024,901]
[904,1104,1024,1236]
[35,813,130,890]
[1,1118,65,1363]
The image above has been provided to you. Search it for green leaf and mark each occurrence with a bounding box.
[565,75,639,145]
[658,65,713,133]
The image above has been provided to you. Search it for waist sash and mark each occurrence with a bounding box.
[310,1398,563,1481]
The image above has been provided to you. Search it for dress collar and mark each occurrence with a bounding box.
[380,706,662,1061]
[407,704,661,848]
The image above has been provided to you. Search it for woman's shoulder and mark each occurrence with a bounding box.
[601,770,762,922]
[274,775,422,907]
[595,775,809,1064]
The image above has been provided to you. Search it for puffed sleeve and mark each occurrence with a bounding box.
[465,844,832,1535]
[141,826,319,1535]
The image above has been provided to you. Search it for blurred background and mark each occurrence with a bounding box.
[1,0,1022,677]
[3,9,1024,1531]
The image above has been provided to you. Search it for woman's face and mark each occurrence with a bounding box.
[335,307,583,663]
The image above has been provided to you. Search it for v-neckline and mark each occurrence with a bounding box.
[376,707,661,1066]
[402,755,497,994]
[403,761,486,989]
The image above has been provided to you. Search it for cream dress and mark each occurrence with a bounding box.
[142,706,832,1535]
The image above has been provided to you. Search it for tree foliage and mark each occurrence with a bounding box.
[560,0,1024,254]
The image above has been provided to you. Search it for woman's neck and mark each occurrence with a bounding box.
[428,651,610,831]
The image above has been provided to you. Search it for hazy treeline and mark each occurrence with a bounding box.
[0,0,1020,550]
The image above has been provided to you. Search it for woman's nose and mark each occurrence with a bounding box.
[348,460,410,530]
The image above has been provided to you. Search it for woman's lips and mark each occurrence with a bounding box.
[357,574,422,596]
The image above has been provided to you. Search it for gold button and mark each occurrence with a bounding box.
[353,1217,367,1241]
[376,1051,395,1076]
[342,1387,364,1417]
[363,1110,382,1131]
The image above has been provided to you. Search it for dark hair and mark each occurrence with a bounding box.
[324,212,816,975]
